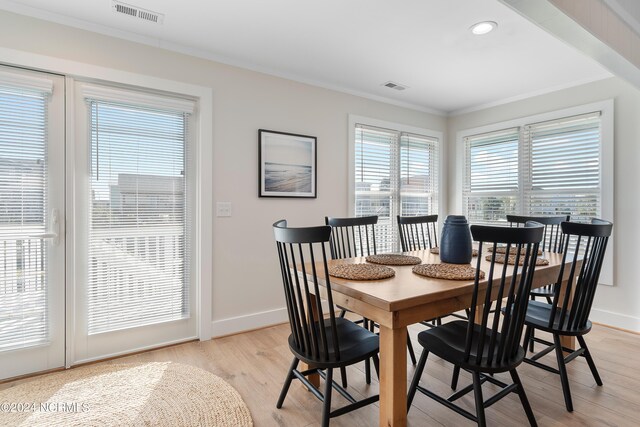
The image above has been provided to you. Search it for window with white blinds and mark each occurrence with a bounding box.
[85,89,194,334]
[400,133,439,217]
[524,112,601,222]
[0,77,50,349]
[463,111,603,225]
[354,124,439,253]
[463,128,519,225]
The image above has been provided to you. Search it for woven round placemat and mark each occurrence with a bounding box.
[366,254,421,265]
[412,263,485,280]
[487,246,542,256]
[486,254,550,266]
[328,263,395,280]
[0,362,253,427]
[429,247,478,257]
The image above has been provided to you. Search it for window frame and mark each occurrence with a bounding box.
[348,115,444,252]
[456,100,614,286]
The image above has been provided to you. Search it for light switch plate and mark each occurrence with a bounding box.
[216,202,232,217]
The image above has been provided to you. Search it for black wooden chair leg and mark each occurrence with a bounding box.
[529,295,536,352]
[577,335,603,386]
[472,371,486,427]
[321,368,333,427]
[363,319,371,384]
[510,369,538,427]
[553,334,574,412]
[407,332,417,365]
[451,365,460,390]
[407,350,428,410]
[365,357,371,384]
[277,357,299,408]
[338,309,347,318]
[523,325,533,356]
[339,367,348,388]
[372,353,380,379]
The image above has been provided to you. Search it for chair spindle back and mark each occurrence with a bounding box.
[548,219,613,331]
[397,214,438,251]
[273,220,340,362]
[507,214,569,254]
[325,216,378,260]
[467,223,544,367]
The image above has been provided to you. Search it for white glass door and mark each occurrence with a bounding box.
[71,82,196,363]
[0,66,65,380]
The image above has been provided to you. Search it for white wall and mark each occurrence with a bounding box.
[0,11,446,336]
[448,76,640,331]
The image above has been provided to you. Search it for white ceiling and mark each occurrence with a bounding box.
[0,0,611,115]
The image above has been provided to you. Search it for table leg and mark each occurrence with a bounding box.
[474,305,483,324]
[560,335,575,350]
[300,293,320,389]
[558,279,576,351]
[379,325,408,427]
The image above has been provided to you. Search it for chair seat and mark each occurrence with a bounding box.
[288,317,379,368]
[418,320,524,373]
[524,300,592,336]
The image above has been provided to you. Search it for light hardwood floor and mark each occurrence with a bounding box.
[3,319,640,426]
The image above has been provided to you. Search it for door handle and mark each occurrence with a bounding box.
[28,209,60,245]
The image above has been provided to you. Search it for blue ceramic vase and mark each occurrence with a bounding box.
[440,215,472,264]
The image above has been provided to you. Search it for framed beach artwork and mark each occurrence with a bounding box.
[259,129,317,198]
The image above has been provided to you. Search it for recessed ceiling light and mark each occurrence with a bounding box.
[470,21,497,35]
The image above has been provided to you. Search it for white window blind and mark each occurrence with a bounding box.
[463,112,603,226]
[355,125,397,253]
[85,90,193,334]
[524,112,601,222]
[0,78,51,349]
[354,124,439,253]
[400,133,439,217]
[463,128,519,225]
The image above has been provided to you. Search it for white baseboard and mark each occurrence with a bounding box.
[590,308,640,332]
[211,307,288,338]
[210,307,640,337]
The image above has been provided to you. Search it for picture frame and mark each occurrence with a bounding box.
[259,129,317,198]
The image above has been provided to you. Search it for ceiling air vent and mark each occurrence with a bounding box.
[382,81,408,91]
[112,1,164,24]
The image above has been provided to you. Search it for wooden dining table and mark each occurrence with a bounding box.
[299,248,575,427]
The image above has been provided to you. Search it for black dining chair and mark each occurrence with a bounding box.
[408,222,544,427]
[325,215,417,386]
[521,219,613,412]
[507,214,569,351]
[326,215,378,260]
[397,214,457,326]
[397,214,439,252]
[273,220,380,427]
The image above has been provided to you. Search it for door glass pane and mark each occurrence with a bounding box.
[0,86,48,350]
[87,100,189,334]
